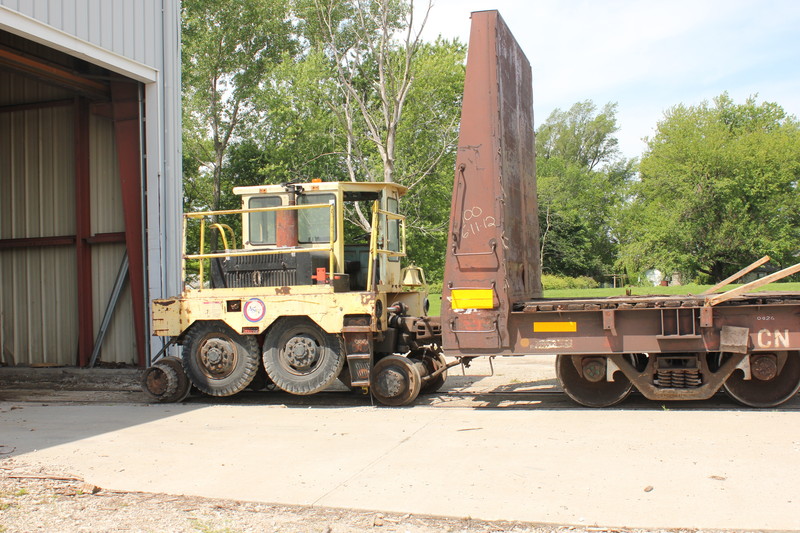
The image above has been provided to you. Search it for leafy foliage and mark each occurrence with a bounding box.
[616,93,800,281]
[181,0,464,282]
[536,101,635,279]
[181,0,300,255]
[541,274,600,290]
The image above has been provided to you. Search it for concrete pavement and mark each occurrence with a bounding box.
[1,358,799,531]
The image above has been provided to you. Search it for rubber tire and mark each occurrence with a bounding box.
[157,356,192,402]
[262,318,345,395]
[246,364,272,391]
[182,321,260,397]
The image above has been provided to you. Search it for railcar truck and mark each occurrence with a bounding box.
[144,10,800,408]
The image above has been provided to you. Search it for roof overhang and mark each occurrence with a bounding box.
[0,6,158,84]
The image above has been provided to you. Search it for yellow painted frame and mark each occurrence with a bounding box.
[366,200,407,290]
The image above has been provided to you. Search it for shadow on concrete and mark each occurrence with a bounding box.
[149,377,800,413]
[2,369,798,459]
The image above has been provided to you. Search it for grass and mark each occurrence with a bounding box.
[542,281,800,299]
[425,281,800,316]
[428,295,442,316]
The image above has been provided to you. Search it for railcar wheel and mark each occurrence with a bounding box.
[141,361,179,402]
[722,351,800,408]
[370,355,422,406]
[156,356,192,401]
[182,322,260,397]
[420,353,448,394]
[262,318,345,395]
[556,354,632,407]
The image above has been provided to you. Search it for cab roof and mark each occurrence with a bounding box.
[232,181,409,197]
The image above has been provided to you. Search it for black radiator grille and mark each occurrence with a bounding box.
[210,252,315,289]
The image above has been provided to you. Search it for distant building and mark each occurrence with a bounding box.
[0,2,182,367]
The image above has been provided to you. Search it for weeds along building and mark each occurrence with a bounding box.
[0,2,182,368]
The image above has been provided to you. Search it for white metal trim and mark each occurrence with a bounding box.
[0,6,158,83]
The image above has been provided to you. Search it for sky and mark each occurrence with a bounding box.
[417,0,800,160]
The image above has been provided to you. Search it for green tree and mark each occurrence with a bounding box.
[536,101,634,279]
[242,8,465,281]
[181,0,297,215]
[617,93,800,281]
[311,0,431,186]
[394,38,465,280]
[181,0,464,282]
[537,101,621,170]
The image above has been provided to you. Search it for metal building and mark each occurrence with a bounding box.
[0,1,182,368]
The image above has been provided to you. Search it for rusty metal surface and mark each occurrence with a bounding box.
[607,353,747,402]
[511,300,800,356]
[111,80,147,367]
[442,10,541,356]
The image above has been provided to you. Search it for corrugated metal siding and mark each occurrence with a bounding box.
[90,114,135,364]
[0,72,135,365]
[0,72,78,366]
[0,0,160,68]
[1,0,184,365]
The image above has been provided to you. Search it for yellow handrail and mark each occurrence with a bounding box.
[366,201,379,291]
[186,202,336,289]
[183,203,329,219]
[209,223,237,251]
[185,246,333,261]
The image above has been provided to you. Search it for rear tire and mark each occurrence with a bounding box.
[182,322,260,397]
[262,318,345,395]
[141,362,179,402]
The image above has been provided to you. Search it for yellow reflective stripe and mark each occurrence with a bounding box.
[451,289,494,309]
[533,321,577,333]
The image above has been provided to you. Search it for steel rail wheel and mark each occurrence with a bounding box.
[722,351,800,408]
[182,322,260,397]
[371,355,422,406]
[419,352,448,394]
[156,356,192,402]
[556,354,633,408]
[262,318,345,395]
[141,361,179,402]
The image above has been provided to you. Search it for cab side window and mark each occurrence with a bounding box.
[298,194,335,243]
[249,196,281,245]
[387,196,400,261]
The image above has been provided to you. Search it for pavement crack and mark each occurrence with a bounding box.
[310,414,441,506]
